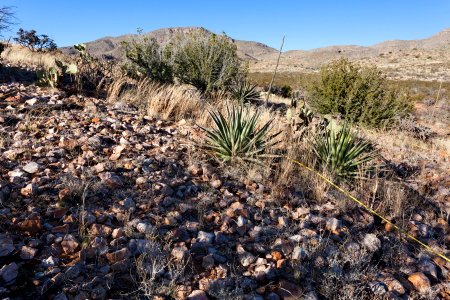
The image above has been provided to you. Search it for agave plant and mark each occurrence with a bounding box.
[312,122,375,179]
[201,105,280,163]
[231,80,260,104]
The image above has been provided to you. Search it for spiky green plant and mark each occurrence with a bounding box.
[201,105,280,163]
[231,80,260,104]
[312,122,375,179]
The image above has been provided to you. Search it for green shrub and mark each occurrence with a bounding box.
[201,105,279,163]
[121,36,173,83]
[312,122,375,179]
[166,29,242,94]
[308,58,412,128]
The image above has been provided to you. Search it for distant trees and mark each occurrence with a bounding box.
[14,28,57,52]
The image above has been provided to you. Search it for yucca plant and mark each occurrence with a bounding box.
[231,80,260,104]
[312,122,376,179]
[201,105,280,163]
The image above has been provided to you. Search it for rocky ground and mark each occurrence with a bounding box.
[0,75,450,300]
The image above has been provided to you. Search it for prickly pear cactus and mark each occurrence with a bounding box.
[36,67,59,88]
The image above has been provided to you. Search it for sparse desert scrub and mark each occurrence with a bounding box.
[165,28,243,94]
[69,43,117,97]
[249,71,318,90]
[307,58,413,128]
[133,238,187,298]
[121,35,173,83]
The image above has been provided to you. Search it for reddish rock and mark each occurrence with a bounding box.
[271,251,283,261]
[19,218,42,236]
[90,224,113,237]
[20,245,38,259]
[21,183,39,196]
[106,248,130,263]
[53,208,68,219]
[52,224,70,234]
[112,228,124,239]
[408,272,431,293]
[98,172,123,188]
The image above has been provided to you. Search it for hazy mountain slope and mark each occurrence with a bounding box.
[62,27,278,60]
[63,27,450,81]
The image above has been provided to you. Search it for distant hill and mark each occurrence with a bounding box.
[61,27,278,61]
[62,27,450,81]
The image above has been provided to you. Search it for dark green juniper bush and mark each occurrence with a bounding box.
[308,58,412,128]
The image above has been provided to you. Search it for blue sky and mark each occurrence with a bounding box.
[1,0,449,50]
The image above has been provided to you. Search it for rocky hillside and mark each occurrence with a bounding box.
[0,56,450,299]
[252,29,450,81]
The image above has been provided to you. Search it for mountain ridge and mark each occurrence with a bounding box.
[61,27,450,81]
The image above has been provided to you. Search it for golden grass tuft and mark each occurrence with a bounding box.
[107,77,288,134]
[1,45,62,69]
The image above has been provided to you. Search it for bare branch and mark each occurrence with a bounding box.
[0,6,16,37]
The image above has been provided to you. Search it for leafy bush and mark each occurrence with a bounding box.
[121,36,173,83]
[14,28,57,52]
[166,29,242,94]
[312,122,375,179]
[231,79,259,104]
[201,105,279,163]
[308,58,412,128]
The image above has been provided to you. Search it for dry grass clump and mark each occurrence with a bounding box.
[108,76,287,133]
[108,77,204,121]
[1,45,61,69]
